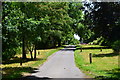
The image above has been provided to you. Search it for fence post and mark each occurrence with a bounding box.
[89,53,92,64]
[38,51,40,55]
[80,48,82,52]
[100,48,102,52]
[118,50,120,67]
[20,57,22,66]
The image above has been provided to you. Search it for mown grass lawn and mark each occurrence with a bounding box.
[1,47,63,79]
[75,44,120,79]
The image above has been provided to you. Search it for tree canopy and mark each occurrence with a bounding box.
[2,2,84,60]
[83,2,120,45]
[3,2,120,60]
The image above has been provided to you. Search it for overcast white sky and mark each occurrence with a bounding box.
[74,34,80,40]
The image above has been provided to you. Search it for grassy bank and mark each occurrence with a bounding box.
[75,44,120,79]
[1,47,62,79]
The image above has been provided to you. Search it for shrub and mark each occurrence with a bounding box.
[2,49,16,61]
[112,40,120,53]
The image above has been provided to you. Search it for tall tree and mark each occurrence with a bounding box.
[84,2,120,45]
[2,2,85,60]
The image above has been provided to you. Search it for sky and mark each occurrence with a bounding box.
[74,34,80,40]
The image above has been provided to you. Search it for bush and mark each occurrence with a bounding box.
[2,49,16,61]
[112,40,120,53]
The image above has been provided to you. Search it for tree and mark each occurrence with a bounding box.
[83,2,120,45]
[2,2,22,60]
[68,2,91,43]
[2,2,85,60]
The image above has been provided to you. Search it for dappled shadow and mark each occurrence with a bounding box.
[61,45,76,48]
[93,53,119,57]
[20,76,95,80]
[20,76,52,80]
[2,57,30,64]
[95,76,119,80]
[37,45,62,49]
[39,45,77,51]
[61,48,76,51]
[15,76,93,80]
[95,68,120,80]
[64,45,76,48]
[2,57,45,64]
[76,46,111,50]
[2,67,38,79]
[33,58,46,61]
[60,45,76,51]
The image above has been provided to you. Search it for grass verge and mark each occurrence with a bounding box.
[1,47,63,79]
[75,44,120,79]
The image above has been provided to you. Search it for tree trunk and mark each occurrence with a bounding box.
[22,36,26,59]
[58,40,61,47]
[34,45,37,59]
[53,40,56,47]
[81,38,84,43]
[30,51,33,60]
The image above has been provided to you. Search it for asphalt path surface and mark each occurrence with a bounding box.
[31,45,88,78]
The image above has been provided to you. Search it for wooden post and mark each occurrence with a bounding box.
[89,53,92,64]
[38,51,40,55]
[34,45,37,59]
[118,51,120,67]
[80,48,82,52]
[20,57,22,66]
[100,48,102,52]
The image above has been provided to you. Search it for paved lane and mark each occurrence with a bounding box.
[31,45,87,78]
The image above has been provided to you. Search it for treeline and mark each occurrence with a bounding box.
[3,2,120,61]
[2,2,87,60]
[83,2,120,53]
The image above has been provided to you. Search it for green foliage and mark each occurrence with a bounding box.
[2,49,16,60]
[88,37,110,46]
[84,2,120,45]
[112,40,120,52]
[69,39,80,45]
[2,2,84,60]
[15,47,22,55]
[68,3,91,42]
[2,2,21,60]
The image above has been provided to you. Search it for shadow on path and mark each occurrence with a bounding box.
[2,67,38,79]
[60,45,76,51]
[61,48,76,51]
[21,76,52,80]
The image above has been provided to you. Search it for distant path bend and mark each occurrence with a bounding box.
[32,45,88,78]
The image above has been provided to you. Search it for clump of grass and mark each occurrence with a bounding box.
[74,45,119,79]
